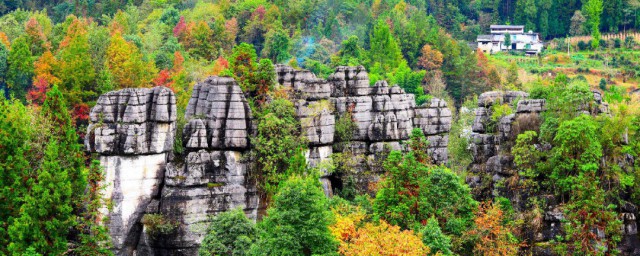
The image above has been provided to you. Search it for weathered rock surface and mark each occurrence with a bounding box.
[86,87,177,155]
[86,87,177,255]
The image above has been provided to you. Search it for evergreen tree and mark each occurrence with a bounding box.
[250,175,338,256]
[199,208,256,256]
[369,19,403,73]
[230,43,258,92]
[0,43,8,98]
[421,217,453,256]
[583,0,604,49]
[6,36,33,101]
[262,28,291,63]
[7,140,73,255]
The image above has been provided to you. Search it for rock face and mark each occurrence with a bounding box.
[87,66,453,255]
[85,87,177,255]
[276,65,452,193]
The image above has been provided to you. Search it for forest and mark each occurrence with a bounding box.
[0,0,639,255]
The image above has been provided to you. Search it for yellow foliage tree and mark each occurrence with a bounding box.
[105,31,155,88]
[330,207,429,256]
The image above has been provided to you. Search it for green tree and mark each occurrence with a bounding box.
[57,17,96,104]
[583,0,604,49]
[421,217,453,256]
[6,36,33,101]
[504,33,511,49]
[262,28,291,63]
[253,98,306,197]
[250,175,338,256]
[333,35,364,66]
[369,19,403,74]
[0,43,8,98]
[7,140,73,255]
[373,151,477,236]
[551,115,602,193]
[199,208,256,256]
[253,58,275,105]
[230,43,258,92]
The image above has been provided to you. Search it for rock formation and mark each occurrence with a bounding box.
[466,90,637,255]
[87,66,453,255]
[85,87,176,255]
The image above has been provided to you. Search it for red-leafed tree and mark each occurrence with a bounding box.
[173,16,187,38]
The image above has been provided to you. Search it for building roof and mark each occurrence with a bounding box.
[491,25,525,30]
[477,35,493,41]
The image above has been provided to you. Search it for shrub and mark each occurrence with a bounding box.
[614,38,622,48]
[599,78,607,91]
[335,111,357,142]
[465,201,519,256]
[577,41,587,51]
[141,214,178,237]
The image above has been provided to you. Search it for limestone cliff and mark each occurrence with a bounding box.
[86,66,453,255]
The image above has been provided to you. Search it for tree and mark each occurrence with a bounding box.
[570,11,586,36]
[6,36,33,101]
[253,58,275,105]
[333,36,365,66]
[24,17,48,56]
[331,209,430,256]
[0,42,8,98]
[551,115,602,193]
[230,43,258,92]
[7,140,73,255]
[199,208,256,256]
[253,98,306,197]
[373,151,477,236]
[189,21,214,60]
[105,31,155,88]
[506,61,520,89]
[421,217,453,255]
[369,19,403,73]
[583,0,604,49]
[417,44,443,71]
[57,16,96,104]
[465,202,519,256]
[504,33,511,49]
[262,28,291,63]
[250,175,338,256]
[27,50,59,105]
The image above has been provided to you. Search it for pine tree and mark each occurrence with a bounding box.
[369,19,403,73]
[7,140,73,255]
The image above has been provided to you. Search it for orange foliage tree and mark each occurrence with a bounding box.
[330,206,430,256]
[27,51,59,105]
[466,201,519,256]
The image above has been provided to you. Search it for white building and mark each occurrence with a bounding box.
[477,25,543,55]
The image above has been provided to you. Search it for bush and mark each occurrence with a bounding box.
[577,41,587,51]
[141,214,178,237]
[335,111,357,142]
[599,78,607,91]
[614,38,622,48]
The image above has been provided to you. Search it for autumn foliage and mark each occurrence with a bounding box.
[330,205,429,256]
[466,201,519,256]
